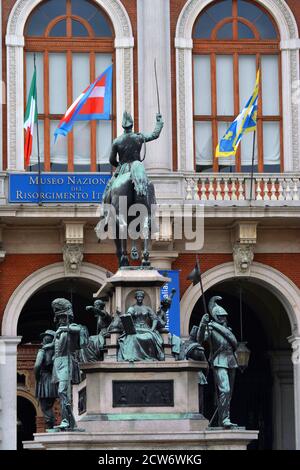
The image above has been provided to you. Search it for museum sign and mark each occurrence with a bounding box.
[8,173,111,203]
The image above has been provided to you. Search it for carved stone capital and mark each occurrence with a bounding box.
[232,243,254,276]
[63,221,85,245]
[153,217,173,246]
[232,222,257,245]
[62,244,84,275]
[288,336,300,366]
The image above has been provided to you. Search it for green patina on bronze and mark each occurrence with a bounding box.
[117,290,165,362]
[96,111,164,268]
[198,296,239,429]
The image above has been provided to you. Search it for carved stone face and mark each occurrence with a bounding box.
[233,244,254,273]
[63,244,83,273]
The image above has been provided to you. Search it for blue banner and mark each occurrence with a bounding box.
[8,173,111,203]
[159,270,180,336]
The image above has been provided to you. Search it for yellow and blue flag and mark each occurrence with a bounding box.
[216,70,260,158]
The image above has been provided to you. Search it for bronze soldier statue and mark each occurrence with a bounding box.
[34,330,58,429]
[95,112,164,267]
[198,296,238,428]
[51,298,88,430]
[80,299,112,362]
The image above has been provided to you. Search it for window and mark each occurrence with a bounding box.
[193,0,282,173]
[25,0,114,172]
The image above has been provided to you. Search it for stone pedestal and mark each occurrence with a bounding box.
[94,268,170,315]
[24,359,258,450]
[23,267,259,451]
[78,360,207,433]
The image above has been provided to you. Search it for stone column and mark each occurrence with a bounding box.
[114,37,134,136]
[0,336,22,450]
[175,38,194,172]
[0,0,2,172]
[6,35,25,171]
[289,335,300,450]
[269,351,295,449]
[150,251,179,270]
[137,0,172,172]
[280,40,300,171]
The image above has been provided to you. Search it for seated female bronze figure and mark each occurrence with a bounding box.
[118,290,164,362]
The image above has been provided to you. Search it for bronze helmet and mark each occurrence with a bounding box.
[122,111,133,129]
[51,298,74,321]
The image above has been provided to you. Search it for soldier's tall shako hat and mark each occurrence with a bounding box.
[122,111,133,129]
[51,298,74,321]
[40,329,56,339]
[208,296,228,319]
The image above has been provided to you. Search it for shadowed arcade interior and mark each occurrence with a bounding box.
[189,278,294,449]
[17,278,101,344]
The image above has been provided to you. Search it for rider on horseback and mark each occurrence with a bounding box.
[96,111,164,268]
[103,111,164,204]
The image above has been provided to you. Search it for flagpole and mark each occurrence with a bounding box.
[196,255,208,317]
[34,53,42,206]
[194,255,219,427]
[249,130,256,204]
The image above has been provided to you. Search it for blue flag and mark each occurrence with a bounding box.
[216,70,259,158]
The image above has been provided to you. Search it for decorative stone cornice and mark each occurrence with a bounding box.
[62,222,85,274]
[232,222,258,245]
[63,221,85,245]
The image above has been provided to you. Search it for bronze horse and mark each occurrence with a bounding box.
[95,112,164,268]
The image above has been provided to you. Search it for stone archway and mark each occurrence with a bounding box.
[180,261,300,449]
[0,261,110,449]
[6,0,134,170]
[2,262,109,336]
[175,0,300,171]
[180,262,300,336]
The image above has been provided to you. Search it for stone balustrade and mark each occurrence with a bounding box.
[185,174,300,204]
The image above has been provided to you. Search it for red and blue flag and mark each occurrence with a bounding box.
[54,64,112,140]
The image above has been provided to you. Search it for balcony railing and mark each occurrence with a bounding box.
[185,174,300,204]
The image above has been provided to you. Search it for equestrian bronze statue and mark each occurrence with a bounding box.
[95,111,164,268]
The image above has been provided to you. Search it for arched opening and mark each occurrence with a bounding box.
[175,0,299,172]
[17,396,37,450]
[24,0,114,173]
[6,0,134,172]
[189,278,295,449]
[18,277,100,343]
[16,277,102,435]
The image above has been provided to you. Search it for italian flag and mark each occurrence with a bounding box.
[24,69,37,166]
